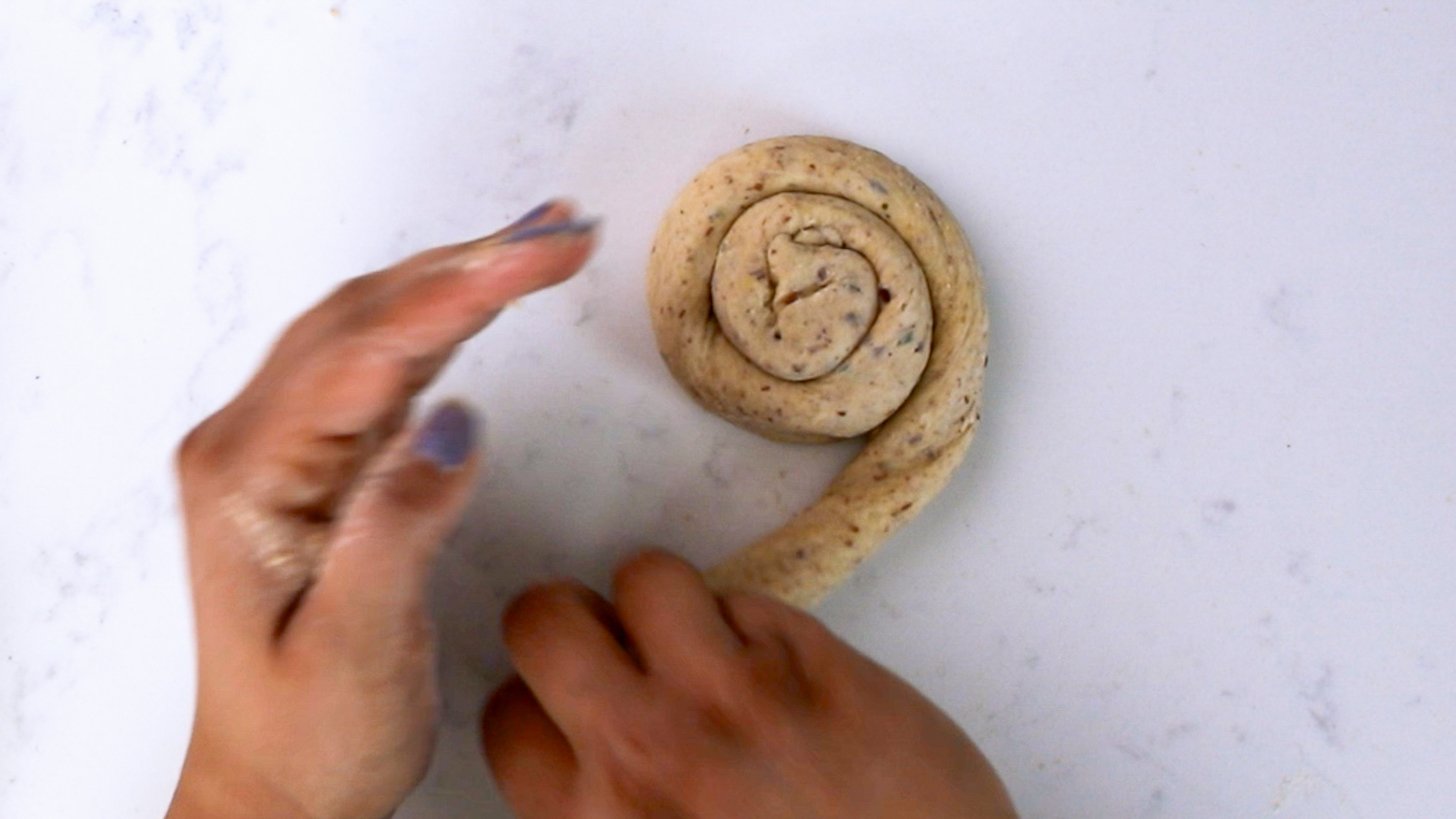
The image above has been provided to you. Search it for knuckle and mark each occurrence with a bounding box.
[595,704,692,789]
[329,273,384,312]
[280,274,383,347]
[722,592,806,645]
[275,300,321,342]
[174,427,207,475]
[175,412,232,476]
[595,703,748,811]
[721,591,774,628]
[739,647,790,689]
[726,654,800,719]
[330,275,393,332]
[756,595,838,651]
[783,620,850,682]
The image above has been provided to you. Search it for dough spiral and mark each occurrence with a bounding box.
[647,136,988,607]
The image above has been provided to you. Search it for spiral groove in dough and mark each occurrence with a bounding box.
[648,136,988,607]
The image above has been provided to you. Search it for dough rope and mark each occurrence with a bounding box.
[647,136,988,607]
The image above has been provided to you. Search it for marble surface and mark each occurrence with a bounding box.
[3,2,1454,816]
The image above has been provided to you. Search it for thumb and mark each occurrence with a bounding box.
[292,401,481,651]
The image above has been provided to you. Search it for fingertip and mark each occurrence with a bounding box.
[612,548,705,600]
[501,580,603,652]
[348,401,481,522]
[481,676,532,749]
[359,219,597,354]
[613,549,742,669]
[615,547,696,580]
[501,581,568,651]
[480,676,576,816]
[486,198,579,241]
[498,216,600,246]
[501,199,564,233]
[412,401,478,470]
[456,225,597,305]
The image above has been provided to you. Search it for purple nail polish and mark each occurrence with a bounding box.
[504,200,554,231]
[500,217,600,244]
[414,402,475,469]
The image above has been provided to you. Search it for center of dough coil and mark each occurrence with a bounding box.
[707,192,934,437]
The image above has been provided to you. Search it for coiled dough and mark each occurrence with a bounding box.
[647,136,988,607]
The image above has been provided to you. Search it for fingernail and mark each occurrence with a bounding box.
[503,200,555,231]
[413,402,475,469]
[500,216,600,245]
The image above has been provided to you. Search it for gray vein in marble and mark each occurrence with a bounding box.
[1299,662,1341,749]
[87,2,154,46]
[1200,498,1237,526]
[489,43,585,205]
[1285,549,1313,584]
[1264,285,1308,335]
[703,437,734,488]
[1060,514,1099,550]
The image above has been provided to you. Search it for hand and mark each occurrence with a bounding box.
[483,551,1018,818]
[167,202,596,819]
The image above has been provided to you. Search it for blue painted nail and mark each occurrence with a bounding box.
[504,200,554,231]
[500,217,600,244]
[413,402,475,469]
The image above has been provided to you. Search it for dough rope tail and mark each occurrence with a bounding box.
[647,136,989,607]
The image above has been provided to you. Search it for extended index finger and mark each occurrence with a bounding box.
[193,205,594,510]
[261,206,595,439]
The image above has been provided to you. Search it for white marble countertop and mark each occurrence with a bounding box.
[3,2,1454,817]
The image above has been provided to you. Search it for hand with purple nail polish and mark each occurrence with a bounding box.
[166,202,596,819]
